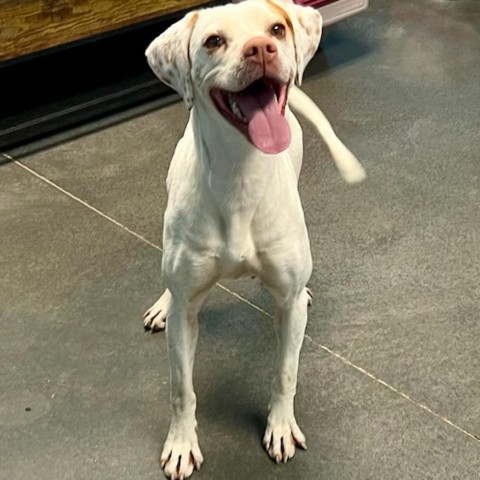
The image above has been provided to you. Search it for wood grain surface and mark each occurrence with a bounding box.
[0,0,211,61]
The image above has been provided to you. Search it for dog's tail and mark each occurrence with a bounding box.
[288,86,366,184]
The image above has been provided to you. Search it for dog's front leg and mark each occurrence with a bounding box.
[161,294,204,479]
[263,289,309,464]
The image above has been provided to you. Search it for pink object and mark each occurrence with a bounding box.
[293,0,331,6]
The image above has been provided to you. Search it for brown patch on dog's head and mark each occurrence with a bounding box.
[187,11,199,29]
[264,0,323,85]
[266,0,294,37]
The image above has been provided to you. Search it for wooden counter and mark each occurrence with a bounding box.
[0,0,211,61]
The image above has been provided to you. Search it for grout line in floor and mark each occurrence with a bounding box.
[11,157,480,446]
[216,283,274,318]
[305,335,480,443]
[11,156,162,252]
[1,152,14,164]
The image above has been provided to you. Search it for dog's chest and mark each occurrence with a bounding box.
[213,219,261,278]
[217,253,254,279]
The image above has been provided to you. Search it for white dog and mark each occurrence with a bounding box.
[143,1,365,478]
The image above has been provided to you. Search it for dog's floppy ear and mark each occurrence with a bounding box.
[146,11,199,110]
[268,0,322,85]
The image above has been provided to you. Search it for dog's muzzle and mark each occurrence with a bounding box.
[210,77,290,154]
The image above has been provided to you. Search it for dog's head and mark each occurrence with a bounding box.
[146,0,322,154]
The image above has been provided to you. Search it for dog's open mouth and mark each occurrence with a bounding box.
[210,78,290,154]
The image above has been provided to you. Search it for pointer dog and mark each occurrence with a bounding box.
[144,1,365,478]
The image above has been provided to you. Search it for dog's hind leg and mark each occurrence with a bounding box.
[144,289,171,333]
[263,288,310,464]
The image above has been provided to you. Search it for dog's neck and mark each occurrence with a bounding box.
[190,100,280,210]
[189,98,286,255]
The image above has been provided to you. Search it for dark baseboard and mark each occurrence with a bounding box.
[0,5,220,151]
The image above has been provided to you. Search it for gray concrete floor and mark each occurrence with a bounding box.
[2,1,479,479]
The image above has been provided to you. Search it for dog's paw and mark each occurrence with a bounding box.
[143,290,171,333]
[305,287,313,307]
[263,412,306,464]
[161,427,203,480]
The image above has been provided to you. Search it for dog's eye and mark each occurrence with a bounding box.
[204,35,225,49]
[271,23,286,39]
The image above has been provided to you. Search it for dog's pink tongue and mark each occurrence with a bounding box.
[232,87,290,154]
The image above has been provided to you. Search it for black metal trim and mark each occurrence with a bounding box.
[0,3,221,151]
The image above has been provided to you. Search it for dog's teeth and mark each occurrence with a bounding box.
[230,101,244,120]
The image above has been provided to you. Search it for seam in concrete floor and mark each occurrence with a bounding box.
[5,151,480,447]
